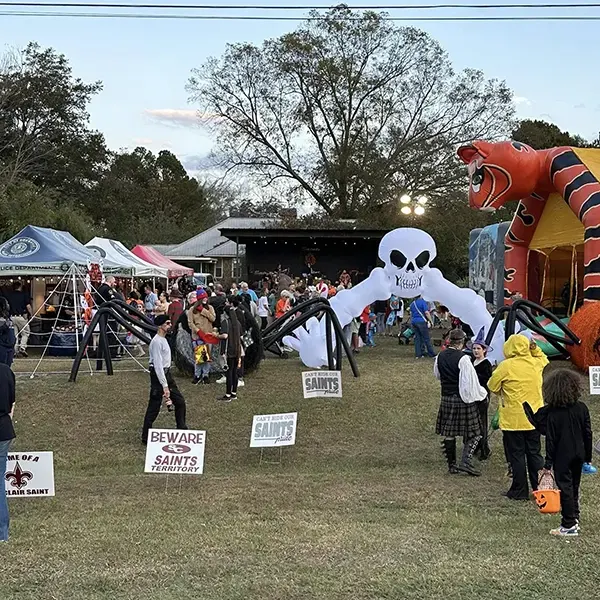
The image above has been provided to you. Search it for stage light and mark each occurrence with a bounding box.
[400,194,411,205]
[401,206,412,215]
[414,205,425,216]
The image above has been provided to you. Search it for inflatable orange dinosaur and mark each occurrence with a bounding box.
[457,140,600,368]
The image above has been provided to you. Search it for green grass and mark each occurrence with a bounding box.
[2,338,599,600]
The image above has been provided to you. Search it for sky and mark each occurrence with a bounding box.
[3,1,600,175]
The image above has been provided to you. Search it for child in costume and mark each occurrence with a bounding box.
[526,369,593,536]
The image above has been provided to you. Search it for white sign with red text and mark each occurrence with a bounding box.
[5,451,55,498]
[144,429,206,475]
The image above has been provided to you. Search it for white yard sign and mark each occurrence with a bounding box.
[302,370,342,399]
[250,413,298,448]
[5,451,55,497]
[590,366,600,395]
[144,429,206,474]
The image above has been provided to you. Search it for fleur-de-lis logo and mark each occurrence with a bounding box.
[5,462,33,489]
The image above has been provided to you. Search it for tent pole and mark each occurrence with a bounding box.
[72,266,80,352]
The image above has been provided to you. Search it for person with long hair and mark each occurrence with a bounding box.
[541,369,593,537]
[218,296,243,402]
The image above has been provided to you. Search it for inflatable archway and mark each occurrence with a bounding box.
[458,141,600,369]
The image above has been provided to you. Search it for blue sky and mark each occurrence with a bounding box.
[3,1,600,173]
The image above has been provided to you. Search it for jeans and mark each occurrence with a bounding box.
[12,316,30,351]
[503,430,544,499]
[142,369,187,443]
[0,438,11,541]
[412,321,435,358]
[194,362,211,379]
[376,312,386,333]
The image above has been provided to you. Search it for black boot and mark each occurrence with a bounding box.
[459,435,482,477]
[441,438,459,474]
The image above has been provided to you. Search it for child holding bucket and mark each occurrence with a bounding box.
[540,369,593,537]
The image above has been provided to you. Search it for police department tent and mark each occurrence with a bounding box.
[131,245,193,279]
[0,225,131,277]
[86,237,168,280]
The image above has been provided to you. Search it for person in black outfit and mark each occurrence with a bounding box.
[0,363,16,541]
[0,298,15,367]
[218,296,243,402]
[95,276,118,358]
[471,330,493,460]
[536,369,593,536]
[2,281,32,358]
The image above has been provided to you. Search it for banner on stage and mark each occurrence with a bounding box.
[250,412,297,448]
[5,451,55,497]
[302,370,342,398]
[144,429,206,474]
[590,366,600,395]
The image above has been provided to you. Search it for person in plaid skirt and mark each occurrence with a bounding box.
[434,329,487,476]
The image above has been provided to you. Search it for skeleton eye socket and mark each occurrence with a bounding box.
[415,251,430,269]
[390,250,407,269]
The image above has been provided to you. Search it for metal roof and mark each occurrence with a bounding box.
[149,244,177,254]
[166,218,266,259]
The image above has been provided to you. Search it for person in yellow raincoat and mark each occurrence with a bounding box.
[488,334,549,500]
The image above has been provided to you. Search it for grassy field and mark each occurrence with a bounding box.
[2,337,599,600]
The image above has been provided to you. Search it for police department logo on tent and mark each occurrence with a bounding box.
[87,245,107,260]
[0,237,40,258]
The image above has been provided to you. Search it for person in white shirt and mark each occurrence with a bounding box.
[433,329,487,476]
[257,291,271,330]
[141,315,188,444]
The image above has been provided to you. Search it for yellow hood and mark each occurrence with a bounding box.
[503,334,531,359]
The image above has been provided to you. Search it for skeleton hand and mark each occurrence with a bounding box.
[282,316,329,368]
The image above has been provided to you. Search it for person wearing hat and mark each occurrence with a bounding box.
[187,289,218,384]
[434,328,487,476]
[142,315,187,444]
[471,328,494,461]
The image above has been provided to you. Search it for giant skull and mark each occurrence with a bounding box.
[378,228,437,298]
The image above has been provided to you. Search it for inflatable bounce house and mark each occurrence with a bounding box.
[458,140,600,369]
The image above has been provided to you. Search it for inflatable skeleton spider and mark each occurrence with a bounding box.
[283,228,508,368]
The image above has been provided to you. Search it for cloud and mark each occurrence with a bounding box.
[574,103,586,110]
[181,153,222,172]
[144,108,220,128]
[514,96,532,107]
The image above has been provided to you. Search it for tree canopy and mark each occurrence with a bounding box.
[188,5,515,219]
[0,43,222,244]
[511,119,588,150]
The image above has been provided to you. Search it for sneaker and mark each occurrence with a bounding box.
[582,463,597,474]
[217,395,232,403]
[19,349,28,358]
[238,379,245,388]
[231,393,237,400]
[458,463,481,477]
[192,377,201,385]
[575,520,581,532]
[202,377,210,385]
[550,526,578,537]
[216,376,227,384]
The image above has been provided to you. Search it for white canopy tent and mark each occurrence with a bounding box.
[86,237,169,280]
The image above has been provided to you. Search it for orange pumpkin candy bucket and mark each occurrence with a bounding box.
[533,471,561,514]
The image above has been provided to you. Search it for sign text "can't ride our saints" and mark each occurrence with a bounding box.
[590,366,600,395]
[250,413,298,448]
[302,371,342,399]
[144,429,206,474]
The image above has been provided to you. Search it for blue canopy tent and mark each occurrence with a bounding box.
[0,225,131,277]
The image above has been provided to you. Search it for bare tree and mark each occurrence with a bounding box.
[188,6,515,217]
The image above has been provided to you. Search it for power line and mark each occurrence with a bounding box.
[1,10,600,19]
[2,2,600,9]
